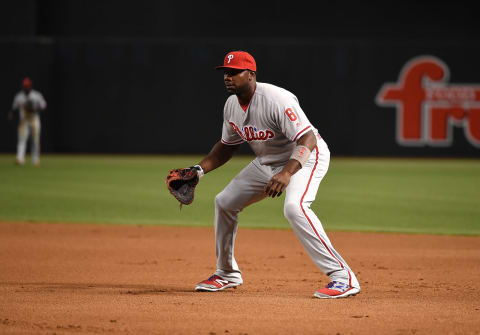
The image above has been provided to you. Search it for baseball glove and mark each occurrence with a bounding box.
[165,167,200,206]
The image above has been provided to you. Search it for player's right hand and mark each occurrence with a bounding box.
[264,171,291,198]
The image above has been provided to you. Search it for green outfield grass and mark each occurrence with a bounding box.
[0,154,479,235]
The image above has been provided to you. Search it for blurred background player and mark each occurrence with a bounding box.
[8,77,47,166]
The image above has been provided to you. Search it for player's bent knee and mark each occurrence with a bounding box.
[215,192,237,212]
[283,201,304,222]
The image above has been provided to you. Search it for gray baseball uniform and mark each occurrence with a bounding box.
[214,82,360,290]
[12,89,46,165]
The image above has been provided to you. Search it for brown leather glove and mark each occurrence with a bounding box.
[165,167,200,206]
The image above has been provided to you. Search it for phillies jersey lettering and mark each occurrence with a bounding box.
[229,122,275,142]
[221,82,318,166]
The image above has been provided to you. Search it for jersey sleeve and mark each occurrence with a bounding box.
[221,99,244,145]
[12,94,20,110]
[36,92,47,110]
[221,119,244,145]
[277,98,313,142]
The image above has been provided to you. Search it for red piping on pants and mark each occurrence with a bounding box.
[299,145,352,287]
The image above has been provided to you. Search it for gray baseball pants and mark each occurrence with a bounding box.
[213,138,360,289]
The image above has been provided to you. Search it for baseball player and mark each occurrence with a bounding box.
[189,51,360,298]
[8,77,47,166]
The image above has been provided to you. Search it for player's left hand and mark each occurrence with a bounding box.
[265,171,292,198]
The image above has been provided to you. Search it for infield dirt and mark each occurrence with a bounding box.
[0,222,479,334]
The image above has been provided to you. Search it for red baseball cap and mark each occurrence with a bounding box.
[216,51,257,72]
[22,77,32,89]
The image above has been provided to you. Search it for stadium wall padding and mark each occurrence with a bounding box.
[0,1,479,156]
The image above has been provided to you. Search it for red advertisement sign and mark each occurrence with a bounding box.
[376,56,480,147]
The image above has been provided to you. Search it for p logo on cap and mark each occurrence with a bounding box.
[216,51,257,71]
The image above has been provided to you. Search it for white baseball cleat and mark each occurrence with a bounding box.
[195,274,242,292]
[313,281,360,299]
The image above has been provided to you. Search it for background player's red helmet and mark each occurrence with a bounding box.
[22,77,32,89]
[216,51,257,72]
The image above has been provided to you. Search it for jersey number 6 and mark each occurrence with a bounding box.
[285,108,298,122]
